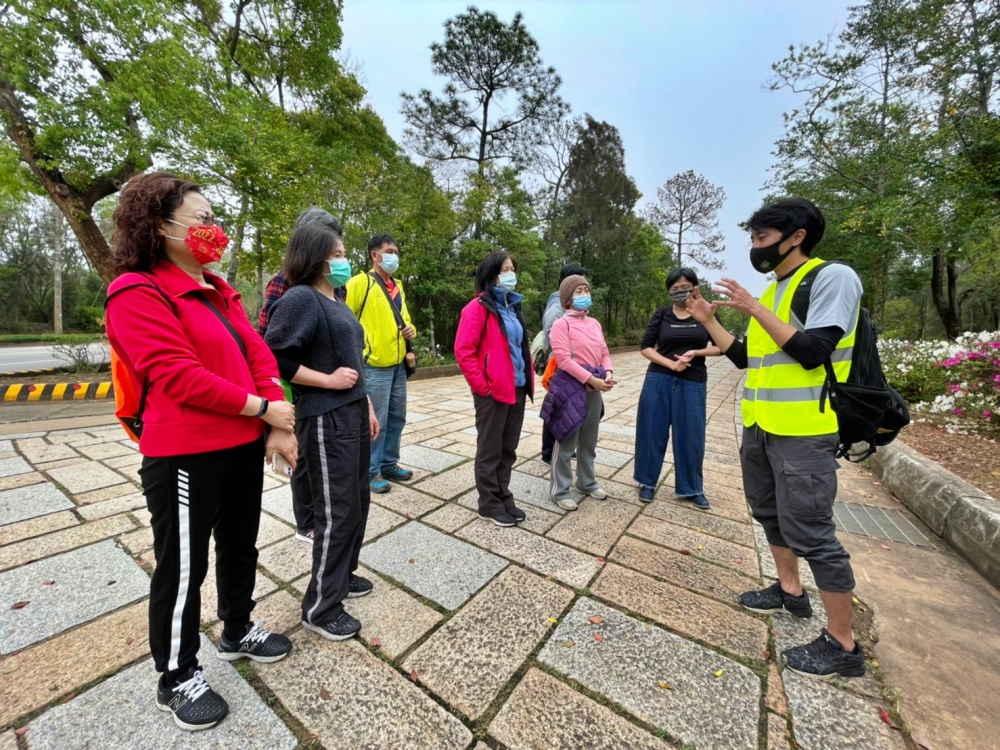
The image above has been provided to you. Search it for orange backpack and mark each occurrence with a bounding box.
[105,277,175,442]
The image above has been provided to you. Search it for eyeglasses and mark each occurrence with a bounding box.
[670,286,695,294]
[174,213,222,228]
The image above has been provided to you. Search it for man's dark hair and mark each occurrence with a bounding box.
[294,207,342,235]
[747,197,825,255]
[284,223,343,287]
[475,252,516,294]
[666,267,699,291]
[368,233,397,254]
[559,263,586,282]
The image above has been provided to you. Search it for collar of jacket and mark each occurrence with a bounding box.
[149,260,234,306]
[491,286,524,308]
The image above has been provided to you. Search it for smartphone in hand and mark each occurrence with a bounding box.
[272,452,293,477]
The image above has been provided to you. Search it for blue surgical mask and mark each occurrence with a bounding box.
[572,294,592,311]
[498,271,517,292]
[324,258,352,288]
[379,252,399,275]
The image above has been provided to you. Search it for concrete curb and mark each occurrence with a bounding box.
[0,367,59,378]
[866,439,1000,589]
[1,382,113,402]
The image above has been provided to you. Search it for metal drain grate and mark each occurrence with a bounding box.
[833,501,936,549]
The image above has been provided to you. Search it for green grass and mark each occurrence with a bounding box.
[0,333,104,344]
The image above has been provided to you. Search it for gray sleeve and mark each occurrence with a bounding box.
[542,303,564,349]
[264,286,319,350]
[805,264,863,333]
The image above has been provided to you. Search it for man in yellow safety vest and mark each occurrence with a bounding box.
[688,197,866,679]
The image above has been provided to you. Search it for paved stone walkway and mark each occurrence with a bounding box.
[0,354,918,748]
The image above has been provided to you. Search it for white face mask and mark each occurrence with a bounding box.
[378,252,399,274]
[498,271,517,292]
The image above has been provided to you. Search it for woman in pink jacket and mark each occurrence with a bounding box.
[454,252,535,527]
[547,275,615,510]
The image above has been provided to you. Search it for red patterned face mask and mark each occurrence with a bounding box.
[165,220,230,265]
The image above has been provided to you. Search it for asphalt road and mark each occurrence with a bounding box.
[0,342,109,372]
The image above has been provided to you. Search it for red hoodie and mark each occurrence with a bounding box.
[106,260,285,457]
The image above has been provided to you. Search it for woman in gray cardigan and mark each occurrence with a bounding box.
[265,223,380,642]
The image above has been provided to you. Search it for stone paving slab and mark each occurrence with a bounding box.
[489,667,674,750]
[370,484,444,518]
[262,634,472,749]
[538,598,760,750]
[411,462,477,500]
[0,601,149,726]
[0,510,77,547]
[399,444,467,473]
[545,498,639,557]
[260,482,295,525]
[456,490,564,534]
[643,498,757,547]
[404,566,573,719]
[507,470,567,514]
[592,563,769,662]
[0,471,45,493]
[628,514,761,577]
[75,491,146,520]
[783,670,905,750]
[74,441,137,461]
[340,565,444,659]
[255,512,294,548]
[15,439,80,465]
[45,461,129,495]
[74,482,140,506]
[611,534,759,605]
[258,536,312,582]
[0,514,135,571]
[364,503,407,542]
[25,634,297,750]
[361,521,507,609]
[0,540,150,654]
[458,521,602,589]
[768,712,793,750]
[0,731,14,750]
[422,502,477,533]
[0,455,33,478]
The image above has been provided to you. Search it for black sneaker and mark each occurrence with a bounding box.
[479,512,517,527]
[739,581,813,618]
[217,622,292,663]
[302,611,362,641]
[156,666,229,731]
[348,573,373,598]
[508,506,527,523]
[783,628,866,678]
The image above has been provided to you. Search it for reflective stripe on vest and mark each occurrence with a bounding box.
[741,257,857,436]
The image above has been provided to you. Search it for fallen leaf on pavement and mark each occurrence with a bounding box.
[734,558,743,564]
[657,681,673,689]
[107,580,117,586]
[714,669,724,677]
[880,544,891,551]
[763,649,771,660]
[878,707,896,727]
[409,670,419,683]
[697,545,703,550]
[597,557,605,563]
[42,580,55,586]
[319,688,330,701]
[593,633,604,641]
[679,549,691,555]
[852,596,859,604]
[407,558,415,564]
[11,601,29,610]
[14,728,27,736]
[562,640,575,648]
[588,616,604,624]
[547,617,558,624]
[911,731,934,749]
[370,637,381,648]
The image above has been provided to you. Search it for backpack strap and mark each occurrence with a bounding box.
[194,296,248,362]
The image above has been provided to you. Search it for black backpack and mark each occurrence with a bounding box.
[791,262,911,462]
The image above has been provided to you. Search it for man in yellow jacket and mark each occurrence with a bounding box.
[345,234,416,494]
[688,198,866,680]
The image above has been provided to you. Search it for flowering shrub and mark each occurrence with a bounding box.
[878,331,1000,437]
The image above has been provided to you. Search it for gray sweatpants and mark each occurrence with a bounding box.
[550,390,603,502]
[741,424,855,592]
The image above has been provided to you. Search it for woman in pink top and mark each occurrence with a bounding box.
[547,275,615,510]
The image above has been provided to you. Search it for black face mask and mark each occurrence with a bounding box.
[750,234,795,274]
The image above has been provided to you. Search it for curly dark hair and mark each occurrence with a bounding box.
[112,172,201,275]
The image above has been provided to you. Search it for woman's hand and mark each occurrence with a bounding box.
[669,359,689,373]
[327,367,359,390]
[587,375,612,392]
[266,428,298,469]
[263,400,295,431]
[368,396,380,441]
[676,350,697,365]
[686,288,718,324]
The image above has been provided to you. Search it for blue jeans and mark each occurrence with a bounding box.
[365,363,407,479]
[633,371,707,498]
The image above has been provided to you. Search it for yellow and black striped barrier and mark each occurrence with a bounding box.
[1,382,114,402]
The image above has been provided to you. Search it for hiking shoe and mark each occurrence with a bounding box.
[348,573,373,598]
[782,628,866,678]
[302,611,362,642]
[508,506,527,522]
[217,622,292,664]
[578,486,607,500]
[692,495,711,510]
[382,465,413,481]
[638,486,656,503]
[370,475,390,494]
[540,455,552,466]
[739,581,813,618]
[555,496,578,511]
[479,512,517,527]
[156,666,229,731]
[295,529,315,544]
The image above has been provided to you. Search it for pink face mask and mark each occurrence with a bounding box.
[166,220,230,265]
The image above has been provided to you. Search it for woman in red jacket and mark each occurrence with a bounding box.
[105,172,297,732]
[454,252,535,527]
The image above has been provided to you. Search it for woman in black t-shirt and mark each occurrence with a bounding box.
[633,268,721,507]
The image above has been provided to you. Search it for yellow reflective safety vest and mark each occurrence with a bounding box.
[741,257,856,436]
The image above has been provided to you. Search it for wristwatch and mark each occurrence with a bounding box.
[255,398,269,418]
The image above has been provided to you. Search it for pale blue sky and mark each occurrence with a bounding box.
[341,0,853,295]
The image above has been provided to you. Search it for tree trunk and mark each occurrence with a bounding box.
[226,194,251,286]
[930,247,962,340]
[52,208,64,334]
[428,302,436,360]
